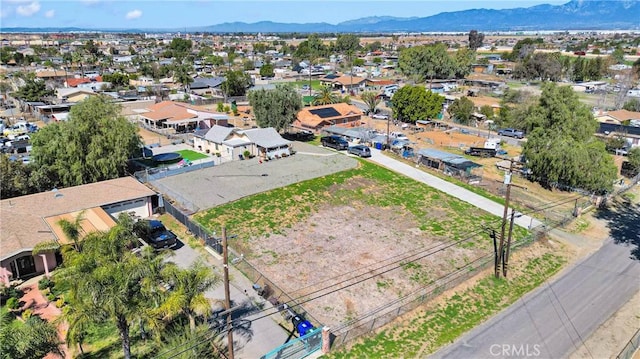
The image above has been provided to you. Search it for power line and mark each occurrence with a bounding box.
[158,230,490,358]
[159,195,590,358]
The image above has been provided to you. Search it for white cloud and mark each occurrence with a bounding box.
[125,9,142,20]
[44,9,54,18]
[16,1,41,16]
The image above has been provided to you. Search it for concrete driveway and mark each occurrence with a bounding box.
[169,241,290,359]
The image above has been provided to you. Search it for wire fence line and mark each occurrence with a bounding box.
[327,223,555,350]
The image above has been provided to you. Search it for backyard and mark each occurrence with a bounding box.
[194,160,529,328]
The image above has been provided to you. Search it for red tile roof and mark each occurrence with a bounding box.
[66,76,103,87]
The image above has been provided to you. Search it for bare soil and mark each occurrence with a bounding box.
[246,200,489,327]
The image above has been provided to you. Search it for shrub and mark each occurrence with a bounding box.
[6,297,19,310]
[217,102,224,112]
[22,308,33,320]
[55,298,66,308]
[46,292,57,302]
[215,152,221,157]
[224,105,231,113]
[243,150,251,158]
[38,277,54,291]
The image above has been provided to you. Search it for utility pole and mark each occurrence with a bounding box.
[502,209,517,277]
[496,157,526,278]
[222,227,234,359]
[496,160,513,279]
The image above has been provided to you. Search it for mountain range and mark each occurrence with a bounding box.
[2,0,639,33]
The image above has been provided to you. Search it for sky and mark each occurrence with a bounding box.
[0,0,570,29]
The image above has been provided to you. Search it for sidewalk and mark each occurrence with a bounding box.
[368,148,542,229]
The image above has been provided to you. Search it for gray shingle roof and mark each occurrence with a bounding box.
[240,128,290,149]
[203,125,234,143]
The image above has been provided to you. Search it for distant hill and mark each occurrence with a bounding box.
[2,0,638,33]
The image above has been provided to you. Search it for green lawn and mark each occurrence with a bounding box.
[194,160,528,252]
[175,149,209,161]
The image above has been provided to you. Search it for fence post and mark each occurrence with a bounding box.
[322,327,331,354]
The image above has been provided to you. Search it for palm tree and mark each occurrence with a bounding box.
[58,224,160,359]
[57,210,85,252]
[313,84,339,105]
[361,91,381,115]
[157,261,220,333]
[71,50,85,77]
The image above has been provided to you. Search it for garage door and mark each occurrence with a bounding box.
[102,198,150,219]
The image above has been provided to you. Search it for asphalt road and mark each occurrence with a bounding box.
[431,239,640,359]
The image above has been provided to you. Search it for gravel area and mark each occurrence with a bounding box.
[153,142,359,211]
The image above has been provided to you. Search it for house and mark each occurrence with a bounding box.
[56,88,98,103]
[242,127,291,160]
[595,109,640,148]
[66,76,103,88]
[0,177,157,284]
[189,77,225,96]
[193,125,290,161]
[35,69,67,80]
[320,75,367,93]
[293,103,364,132]
[138,101,229,133]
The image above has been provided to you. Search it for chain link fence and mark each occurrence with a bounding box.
[261,327,323,359]
[328,228,543,350]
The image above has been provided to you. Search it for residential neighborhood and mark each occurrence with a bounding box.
[1,8,640,359]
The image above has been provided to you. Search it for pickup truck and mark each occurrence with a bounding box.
[134,219,178,250]
[497,128,524,139]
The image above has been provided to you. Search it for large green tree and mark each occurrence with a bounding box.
[0,155,33,199]
[15,76,53,102]
[29,95,141,190]
[398,44,458,82]
[221,70,252,97]
[448,96,475,125]
[522,83,617,193]
[248,84,302,132]
[391,85,444,124]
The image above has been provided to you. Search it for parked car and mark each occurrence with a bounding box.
[390,132,409,140]
[347,144,372,158]
[321,135,348,150]
[371,113,389,120]
[497,128,525,139]
[134,220,178,249]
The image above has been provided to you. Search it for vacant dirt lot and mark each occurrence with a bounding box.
[239,185,491,328]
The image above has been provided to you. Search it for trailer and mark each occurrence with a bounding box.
[465,147,496,158]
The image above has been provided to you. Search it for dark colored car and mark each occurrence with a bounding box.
[134,220,178,249]
[497,128,525,139]
[321,135,348,150]
[347,144,372,157]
